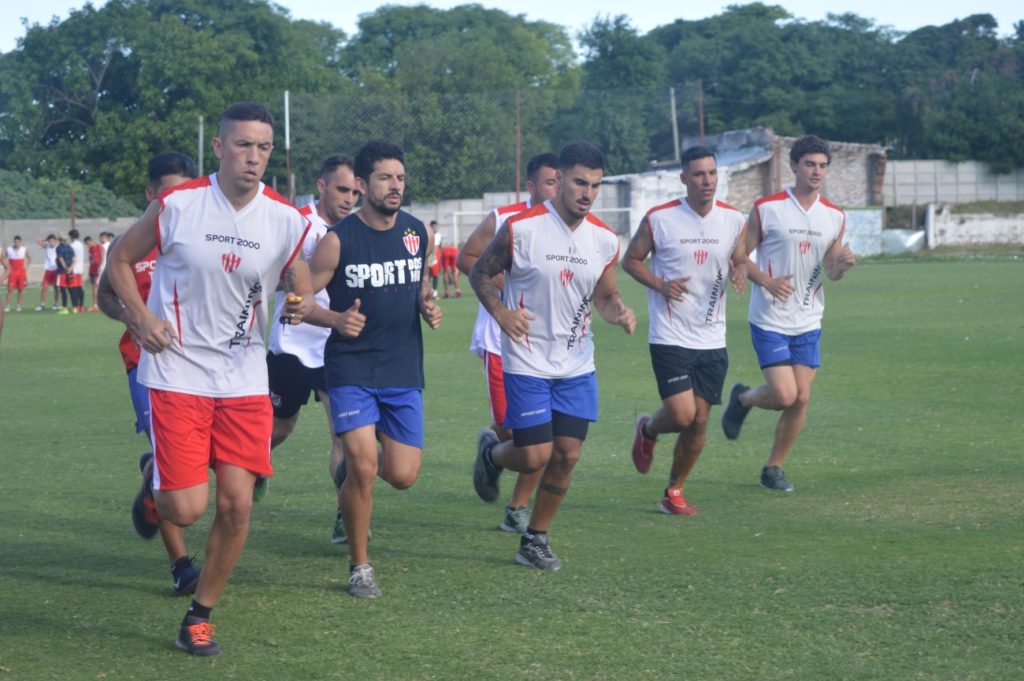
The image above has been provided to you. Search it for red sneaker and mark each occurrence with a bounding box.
[660,487,698,516]
[631,414,656,474]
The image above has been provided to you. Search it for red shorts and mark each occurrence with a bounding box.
[149,389,273,491]
[484,351,507,427]
[441,248,457,270]
[43,270,58,286]
[7,270,27,290]
[429,260,440,277]
[59,274,82,288]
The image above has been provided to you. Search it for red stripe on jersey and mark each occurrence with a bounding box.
[173,280,183,349]
[261,184,300,209]
[714,199,743,214]
[645,198,682,219]
[158,176,209,203]
[754,191,789,208]
[495,200,530,218]
[280,220,311,282]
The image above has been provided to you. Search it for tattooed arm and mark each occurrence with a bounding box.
[469,222,533,343]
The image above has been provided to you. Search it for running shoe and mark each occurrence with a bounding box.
[473,428,503,503]
[660,487,698,516]
[631,414,656,474]
[176,617,221,656]
[760,465,795,492]
[721,383,751,440]
[500,506,531,534]
[515,533,562,570]
[171,556,201,596]
[131,453,160,539]
[348,563,382,598]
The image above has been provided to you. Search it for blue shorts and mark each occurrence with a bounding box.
[127,367,151,434]
[750,324,822,369]
[503,372,598,430]
[327,385,423,448]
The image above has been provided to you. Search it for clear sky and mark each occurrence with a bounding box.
[2,0,1020,53]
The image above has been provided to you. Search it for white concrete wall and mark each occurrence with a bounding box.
[928,206,1024,247]
[885,160,1024,206]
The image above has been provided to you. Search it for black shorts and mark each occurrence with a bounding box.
[649,344,728,404]
[267,351,326,419]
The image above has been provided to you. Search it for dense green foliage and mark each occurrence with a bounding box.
[0,1,1022,207]
[1,259,1022,678]
[0,169,139,219]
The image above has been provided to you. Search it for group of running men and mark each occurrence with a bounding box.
[98,100,854,656]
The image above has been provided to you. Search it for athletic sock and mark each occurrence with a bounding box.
[641,420,655,440]
[185,600,212,623]
[522,527,546,544]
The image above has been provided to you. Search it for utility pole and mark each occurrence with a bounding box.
[284,90,293,201]
[670,87,680,162]
[198,115,204,176]
[698,78,705,145]
[515,90,522,202]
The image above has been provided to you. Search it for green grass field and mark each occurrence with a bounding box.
[1,256,1022,680]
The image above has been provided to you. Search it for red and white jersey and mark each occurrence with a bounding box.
[748,188,845,334]
[70,239,85,275]
[43,244,58,271]
[645,198,745,349]
[469,199,532,359]
[267,202,331,368]
[501,200,619,379]
[118,248,158,373]
[138,173,310,397]
[98,240,110,278]
[5,246,27,270]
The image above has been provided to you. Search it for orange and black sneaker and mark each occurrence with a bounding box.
[631,414,656,474]
[176,616,221,656]
[660,487,698,516]
[131,453,160,539]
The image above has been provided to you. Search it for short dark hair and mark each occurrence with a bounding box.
[318,155,355,181]
[219,101,274,137]
[790,135,831,164]
[147,152,198,188]
[429,220,438,226]
[558,141,604,172]
[354,139,405,182]
[46,233,56,240]
[681,146,716,170]
[526,152,559,181]
[13,235,21,241]
[69,229,80,240]
[84,236,93,243]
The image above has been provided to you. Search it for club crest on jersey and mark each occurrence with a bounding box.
[222,252,242,273]
[560,268,575,287]
[693,249,709,265]
[799,240,812,255]
[402,229,420,256]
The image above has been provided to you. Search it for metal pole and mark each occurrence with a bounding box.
[515,90,522,202]
[70,185,76,228]
[198,116,204,176]
[284,90,293,201]
[698,79,705,145]
[670,87,680,162]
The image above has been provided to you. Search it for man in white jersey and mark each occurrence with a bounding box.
[4,236,31,311]
[35,234,60,310]
[106,102,312,656]
[470,141,636,570]
[457,152,559,534]
[720,135,855,492]
[623,146,747,515]
[265,155,361,543]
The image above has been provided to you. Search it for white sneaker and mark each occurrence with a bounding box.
[16,306,21,312]
[35,305,44,311]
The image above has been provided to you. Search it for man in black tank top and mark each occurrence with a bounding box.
[305,140,442,598]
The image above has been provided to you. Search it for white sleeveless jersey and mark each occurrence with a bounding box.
[501,201,619,379]
[645,198,745,349]
[70,240,85,274]
[44,244,58,271]
[748,189,845,334]
[267,202,331,368]
[469,199,531,358]
[6,246,27,265]
[139,174,310,397]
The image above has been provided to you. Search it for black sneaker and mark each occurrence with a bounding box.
[515,533,562,570]
[171,556,201,597]
[760,465,795,492]
[131,453,160,539]
[721,383,751,440]
[176,616,221,656]
[473,428,503,503]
